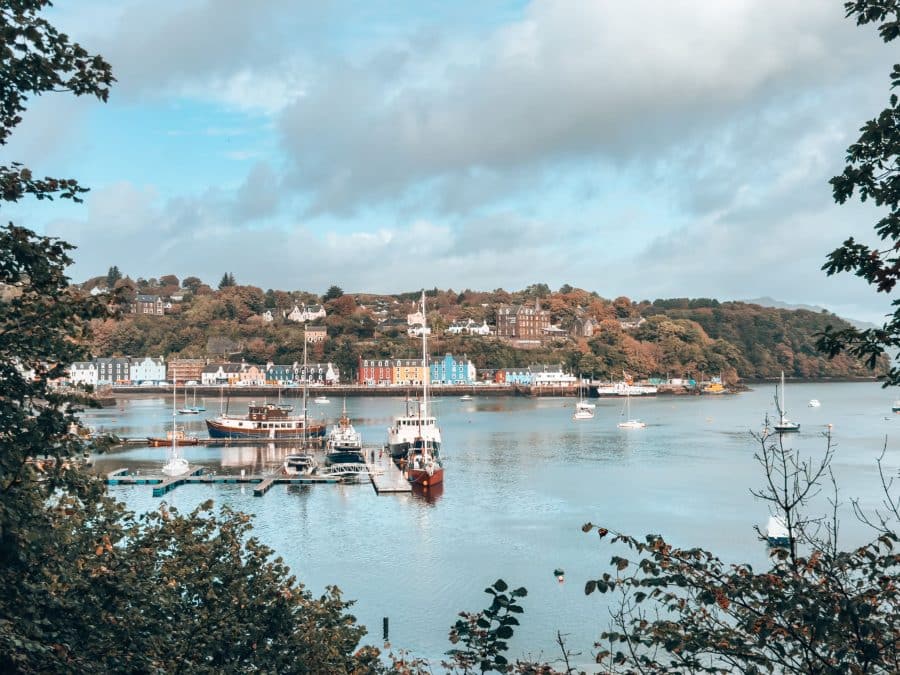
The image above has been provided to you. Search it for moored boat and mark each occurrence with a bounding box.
[205,403,326,440]
[773,371,800,433]
[324,401,364,465]
[284,453,318,475]
[765,515,790,547]
[147,427,200,447]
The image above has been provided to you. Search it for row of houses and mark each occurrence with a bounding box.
[67,357,339,387]
[494,364,578,386]
[358,353,477,386]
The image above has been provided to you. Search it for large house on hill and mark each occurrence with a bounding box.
[496,300,550,340]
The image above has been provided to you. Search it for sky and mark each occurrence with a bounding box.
[4,0,897,323]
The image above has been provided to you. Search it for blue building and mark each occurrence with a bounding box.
[429,353,474,385]
[501,368,532,385]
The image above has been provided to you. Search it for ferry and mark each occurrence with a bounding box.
[594,381,658,397]
[205,403,326,440]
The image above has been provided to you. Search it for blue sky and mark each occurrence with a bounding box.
[4,0,896,322]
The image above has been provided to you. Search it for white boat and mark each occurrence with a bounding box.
[892,400,900,413]
[765,515,790,547]
[324,400,364,465]
[314,396,330,404]
[459,394,473,401]
[572,378,594,420]
[284,453,318,476]
[594,380,658,396]
[773,371,800,433]
[617,392,645,429]
[162,377,191,476]
[808,399,821,408]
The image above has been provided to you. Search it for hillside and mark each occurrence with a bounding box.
[81,277,884,382]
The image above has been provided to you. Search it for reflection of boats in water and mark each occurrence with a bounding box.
[205,403,326,440]
[324,401,364,465]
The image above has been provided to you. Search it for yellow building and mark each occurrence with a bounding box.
[393,358,430,386]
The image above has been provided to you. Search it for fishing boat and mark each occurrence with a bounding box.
[205,403,326,440]
[403,292,444,489]
[765,515,790,547]
[773,371,800,433]
[162,378,191,476]
[283,453,318,476]
[324,400,364,465]
[146,427,199,447]
[388,393,442,460]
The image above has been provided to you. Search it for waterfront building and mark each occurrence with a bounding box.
[265,363,296,386]
[297,362,339,385]
[237,364,266,386]
[129,356,166,384]
[69,361,98,388]
[394,358,428,386]
[201,363,243,386]
[502,368,532,385]
[529,364,577,387]
[168,358,205,384]
[94,357,131,385]
[429,353,475,385]
[358,358,394,386]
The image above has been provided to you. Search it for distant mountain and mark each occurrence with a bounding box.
[743,297,880,332]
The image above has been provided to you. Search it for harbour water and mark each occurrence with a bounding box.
[82,382,899,665]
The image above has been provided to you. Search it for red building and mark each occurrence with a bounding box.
[358,358,393,386]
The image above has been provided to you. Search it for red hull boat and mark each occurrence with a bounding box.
[407,464,443,488]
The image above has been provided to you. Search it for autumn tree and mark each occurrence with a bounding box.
[324,284,344,301]
[818,0,900,384]
[0,3,378,672]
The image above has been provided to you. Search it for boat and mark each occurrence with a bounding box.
[459,394,473,401]
[892,400,900,413]
[314,396,330,404]
[283,453,318,475]
[572,378,594,420]
[594,380,658,396]
[765,515,790,547]
[146,427,199,447]
[402,291,444,489]
[808,399,821,408]
[617,386,646,429]
[205,403,326,440]
[773,371,800,433]
[176,381,200,415]
[162,378,191,476]
[324,400,364,465]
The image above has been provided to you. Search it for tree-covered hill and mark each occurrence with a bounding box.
[82,275,883,382]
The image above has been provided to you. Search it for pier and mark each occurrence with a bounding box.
[104,451,411,497]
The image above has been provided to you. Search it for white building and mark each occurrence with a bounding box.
[69,361,98,388]
[529,364,577,387]
[201,363,243,386]
[129,357,166,385]
[285,304,328,323]
[446,318,492,336]
[261,310,274,323]
[407,325,432,337]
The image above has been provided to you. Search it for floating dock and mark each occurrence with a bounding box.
[104,452,412,497]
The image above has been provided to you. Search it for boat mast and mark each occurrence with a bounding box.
[302,332,309,442]
[421,290,428,419]
[171,376,178,463]
[780,370,786,424]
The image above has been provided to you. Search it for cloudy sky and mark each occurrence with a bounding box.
[5,1,897,322]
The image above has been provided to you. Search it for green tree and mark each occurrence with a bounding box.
[105,265,122,287]
[181,275,203,292]
[324,284,344,301]
[819,0,900,384]
[218,271,236,289]
[0,4,377,672]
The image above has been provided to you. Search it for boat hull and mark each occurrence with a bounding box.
[205,419,326,440]
[146,437,199,447]
[773,424,800,433]
[407,466,444,488]
[324,449,365,465]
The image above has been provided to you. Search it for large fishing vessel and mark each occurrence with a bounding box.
[205,403,326,440]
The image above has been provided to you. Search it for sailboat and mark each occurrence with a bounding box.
[765,515,790,547]
[162,377,191,476]
[773,371,800,433]
[189,387,205,412]
[176,380,200,415]
[573,376,594,420]
[617,397,646,429]
[404,291,444,489]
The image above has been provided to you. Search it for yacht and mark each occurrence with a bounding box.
[324,401,364,465]
[284,453,318,476]
[773,371,800,433]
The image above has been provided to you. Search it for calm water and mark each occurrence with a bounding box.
[82,383,899,665]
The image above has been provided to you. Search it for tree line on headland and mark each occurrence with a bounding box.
[81,272,884,383]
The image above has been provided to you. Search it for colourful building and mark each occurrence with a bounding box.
[429,353,474,385]
[393,358,428,386]
[358,358,394,386]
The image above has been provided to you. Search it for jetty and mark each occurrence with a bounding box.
[103,447,414,497]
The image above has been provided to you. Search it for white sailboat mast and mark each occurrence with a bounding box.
[171,376,178,462]
[302,332,309,440]
[421,290,428,418]
[780,370,786,424]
